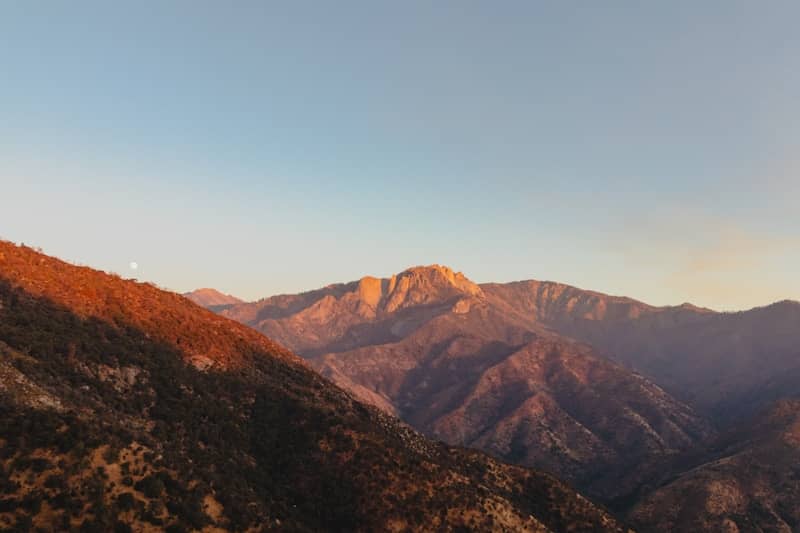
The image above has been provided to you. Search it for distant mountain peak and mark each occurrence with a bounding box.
[379,265,483,313]
[676,302,714,312]
[184,287,243,307]
[397,264,481,291]
[768,299,800,309]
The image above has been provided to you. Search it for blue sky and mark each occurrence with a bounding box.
[1,1,798,310]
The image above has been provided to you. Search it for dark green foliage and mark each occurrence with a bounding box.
[43,473,66,490]
[14,513,33,532]
[102,445,120,463]
[133,475,164,499]
[116,492,135,511]
[19,491,43,514]
[113,522,132,533]
[79,517,110,533]
[0,498,17,512]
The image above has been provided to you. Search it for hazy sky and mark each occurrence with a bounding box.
[2,2,798,310]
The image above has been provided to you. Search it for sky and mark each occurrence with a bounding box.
[1,1,798,311]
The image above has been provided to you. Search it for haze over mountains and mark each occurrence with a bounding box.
[201,264,800,530]
[503,289,800,420]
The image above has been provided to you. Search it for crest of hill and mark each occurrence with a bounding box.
[481,279,715,324]
[0,241,297,369]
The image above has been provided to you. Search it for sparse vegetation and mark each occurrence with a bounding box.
[0,241,625,532]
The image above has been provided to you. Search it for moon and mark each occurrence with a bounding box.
[129,261,138,271]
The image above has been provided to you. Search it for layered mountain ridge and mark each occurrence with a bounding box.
[207,263,800,532]
[222,265,487,357]
[216,265,714,501]
[481,281,800,419]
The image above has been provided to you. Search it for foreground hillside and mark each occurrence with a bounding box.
[0,242,625,532]
[218,265,712,501]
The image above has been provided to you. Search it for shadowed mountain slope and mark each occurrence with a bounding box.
[0,243,625,532]
[627,399,800,532]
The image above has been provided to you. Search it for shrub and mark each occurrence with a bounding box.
[134,475,165,498]
[116,492,136,511]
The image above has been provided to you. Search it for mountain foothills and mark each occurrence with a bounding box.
[0,242,627,532]
[213,264,800,531]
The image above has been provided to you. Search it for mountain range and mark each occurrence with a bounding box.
[489,283,800,420]
[200,264,800,530]
[210,267,710,499]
